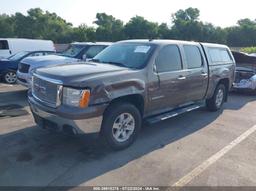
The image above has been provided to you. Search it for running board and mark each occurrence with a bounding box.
[145,103,204,124]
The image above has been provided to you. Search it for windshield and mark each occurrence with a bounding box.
[93,43,155,69]
[8,51,29,61]
[60,45,85,58]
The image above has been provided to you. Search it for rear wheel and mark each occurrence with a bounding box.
[206,84,226,111]
[101,102,142,150]
[4,71,17,84]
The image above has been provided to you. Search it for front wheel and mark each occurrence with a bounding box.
[4,71,17,84]
[206,84,226,111]
[101,103,142,150]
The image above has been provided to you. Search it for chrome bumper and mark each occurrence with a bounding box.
[30,103,103,134]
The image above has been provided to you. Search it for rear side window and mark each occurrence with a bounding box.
[209,48,232,64]
[85,46,106,59]
[155,45,182,72]
[0,40,9,50]
[184,45,203,69]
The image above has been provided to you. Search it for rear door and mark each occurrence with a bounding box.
[150,44,189,111]
[182,45,208,101]
[0,40,11,58]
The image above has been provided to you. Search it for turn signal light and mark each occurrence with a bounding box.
[79,90,90,108]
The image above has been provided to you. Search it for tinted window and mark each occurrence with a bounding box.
[0,40,9,50]
[61,45,84,57]
[184,45,202,69]
[155,45,182,72]
[85,46,106,59]
[93,43,155,69]
[209,48,232,64]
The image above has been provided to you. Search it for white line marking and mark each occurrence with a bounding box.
[172,124,256,187]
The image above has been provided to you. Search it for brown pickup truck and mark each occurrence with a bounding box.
[28,40,236,150]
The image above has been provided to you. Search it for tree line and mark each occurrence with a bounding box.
[1,7,256,47]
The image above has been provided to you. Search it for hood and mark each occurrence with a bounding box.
[0,59,17,70]
[21,55,79,70]
[0,58,10,61]
[35,62,130,85]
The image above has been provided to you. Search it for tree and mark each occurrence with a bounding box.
[158,23,173,39]
[72,24,96,42]
[94,13,125,41]
[173,7,200,22]
[226,18,256,46]
[0,8,256,46]
[124,16,159,39]
[170,7,227,44]
[0,14,14,37]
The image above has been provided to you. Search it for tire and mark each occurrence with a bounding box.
[4,71,17,84]
[101,102,142,150]
[206,84,226,111]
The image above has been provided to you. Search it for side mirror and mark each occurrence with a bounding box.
[82,54,87,61]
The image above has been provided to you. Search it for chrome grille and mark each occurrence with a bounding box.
[32,75,61,107]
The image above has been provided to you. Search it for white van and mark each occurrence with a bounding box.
[0,38,55,59]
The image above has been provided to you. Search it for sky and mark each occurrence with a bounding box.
[0,0,255,28]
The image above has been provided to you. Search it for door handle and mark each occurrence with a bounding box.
[177,76,186,80]
[201,72,208,77]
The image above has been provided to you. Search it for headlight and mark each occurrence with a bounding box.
[250,75,256,81]
[62,87,90,108]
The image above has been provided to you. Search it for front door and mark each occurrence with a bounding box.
[148,45,189,113]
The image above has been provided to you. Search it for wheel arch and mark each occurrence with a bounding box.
[217,78,229,101]
[104,94,145,117]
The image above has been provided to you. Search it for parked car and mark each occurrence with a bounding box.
[28,40,235,150]
[232,51,256,92]
[0,50,55,84]
[17,42,111,87]
[0,38,55,59]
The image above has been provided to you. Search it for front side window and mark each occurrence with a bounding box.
[184,45,203,69]
[155,45,182,73]
[60,45,85,58]
[0,40,9,50]
[85,46,106,59]
[93,43,155,69]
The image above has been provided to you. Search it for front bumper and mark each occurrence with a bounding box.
[29,95,104,135]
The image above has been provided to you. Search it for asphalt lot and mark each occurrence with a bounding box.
[0,83,256,189]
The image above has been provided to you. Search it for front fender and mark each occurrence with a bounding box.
[90,79,146,105]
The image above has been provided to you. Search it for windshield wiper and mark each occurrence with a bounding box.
[101,61,127,68]
[91,58,101,62]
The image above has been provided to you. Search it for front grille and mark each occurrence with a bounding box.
[19,63,30,73]
[32,75,59,107]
